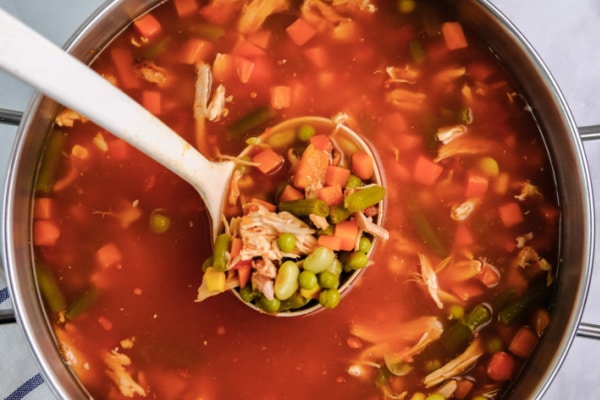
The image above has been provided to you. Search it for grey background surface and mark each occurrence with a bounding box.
[0,0,599,398]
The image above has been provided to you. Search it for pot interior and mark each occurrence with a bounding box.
[3,0,593,398]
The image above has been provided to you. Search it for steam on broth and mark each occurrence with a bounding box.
[32,0,560,399]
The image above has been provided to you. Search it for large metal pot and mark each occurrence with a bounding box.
[1,0,595,398]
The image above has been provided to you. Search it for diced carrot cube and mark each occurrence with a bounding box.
[487,352,515,382]
[499,202,523,227]
[335,220,360,251]
[317,235,342,251]
[212,53,236,81]
[442,21,468,50]
[110,48,139,89]
[230,237,243,260]
[133,13,162,40]
[303,46,329,68]
[309,135,333,152]
[95,243,122,269]
[413,155,443,185]
[317,185,344,206]
[280,185,304,202]
[250,197,277,212]
[509,327,539,359]
[247,30,271,50]
[233,39,266,57]
[174,0,199,18]
[34,197,54,220]
[142,90,161,115]
[252,148,284,174]
[286,18,317,46]
[293,144,329,189]
[352,151,374,181]
[465,174,489,198]
[454,379,474,400]
[179,38,213,64]
[33,220,60,247]
[235,56,255,83]
[269,85,291,110]
[107,139,129,161]
[325,165,351,187]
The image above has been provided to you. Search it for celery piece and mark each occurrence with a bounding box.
[212,233,231,272]
[227,106,276,137]
[35,129,65,195]
[344,185,385,213]
[189,23,226,42]
[329,205,351,224]
[36,262,67,318]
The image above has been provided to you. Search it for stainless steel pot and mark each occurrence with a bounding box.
[0,0,596,398]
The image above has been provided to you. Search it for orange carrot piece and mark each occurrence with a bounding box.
[293,144,329,189]
[179,38,213,64]
[454,379,474,400]
[235,56,255,83]
[465,174,489,198]
[250,197,277,212]
[235,260,252,288]
[286,18,317,46]
[351,151,374,181]
[110,48,139,89]
[317,185,344,206]
[325,165,351,187]
[233,39,266,57]
[335,220,360,251]
[441,21,468,50]
[531,308,551,336]
[269,85,291,110]
[454,224,473,247]
[247,30,272,50]
[133,13,162,40]
[498,202,523,227]
[509,327,538,359]
[280,184,304,202]
[107,139,129,161]
[33,220,60,247]
[252,148,284,174]
[303,46,329,68]
[95,242,122,269]
[212,53,236,82]
[317,235,342,251]
[230,237,243,260]
[309,135,333,152]
[486,352,515,382]
[142,90,161,115]
[34,197,54,220]
[174,0,199,18]
[413,155,443,185]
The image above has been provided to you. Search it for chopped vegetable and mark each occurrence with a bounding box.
[286,18,317,46]
[33,220,60,247]
[413,155,443,185]
[252,148,284,174]
[351,151,374,180]
[498,202,524,227]
[441,22,468,50]
[486,351,515,382]
[133,13,162,41]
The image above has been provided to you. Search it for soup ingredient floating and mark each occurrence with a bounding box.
[196,116,389,315]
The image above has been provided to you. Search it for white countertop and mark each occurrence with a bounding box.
[0,0,599,398]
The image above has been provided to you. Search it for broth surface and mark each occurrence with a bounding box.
[32,0,560,398]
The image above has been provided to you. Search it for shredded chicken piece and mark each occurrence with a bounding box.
[310,213,330,230]
[104,350,146,397]
[135,60,167,85]
[416,253,444,309]
[513,246,553,285]
[515,232,534,249]
[55,108,87,127]
[238,0,289,34]
[354,211,389,241]
[435,379,458,398]
[385,65,419,84]
[252,272,275,300]
[301,0,348,32]
[450,200,477,221]
[385,88,426,113]
[436,124,467,145]
[434,66,466,83]
[423,337,484,388]
[194,63,228,155]
[515,181,542,201]
[206,83,227,121]
[228,169,243,206]
[435,136,498,162]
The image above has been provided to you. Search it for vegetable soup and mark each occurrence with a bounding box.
[32,0,560,398]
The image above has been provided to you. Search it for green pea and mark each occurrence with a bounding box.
[319,271,339,289]
[358,236,372,254]
[319,289,341,309]
[448,304,464,320]
[239,286,258,303]
[325,258,343,276]
[303,246,335,273]
[477,156,499,178]
[274,261,300,300]
[299,270,318,290]
[486,336,504,354]
[344,251,369,270]
[277,233,296,253]
[259,296,281,313]
[149,209,170,233]
[346,174,362,188]
[297,124,315,141]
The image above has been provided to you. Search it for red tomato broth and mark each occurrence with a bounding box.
[32,0,560,399]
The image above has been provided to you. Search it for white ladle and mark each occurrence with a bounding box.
[0,8,234,237]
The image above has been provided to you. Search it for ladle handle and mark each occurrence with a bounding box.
[0,8,229,225]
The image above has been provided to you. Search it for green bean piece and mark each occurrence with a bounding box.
[319,288,341,308]
[274,261,300,300]
[149,209,171,234]
[259,296,281,313]
[329,205,351,224]
[409,39,425,63]
[319,271,339,290]
[188,22,226,41]
[343,251,369,270]
[36,129,65,195]
[297,124,316,141]
[344,185,386,213]
[464,303,492,331]
[202,255,213,272]
[279,293,310,311]
[498,281,550,325]
[277,233,296,253]
[138,35,172,59]
[345,175,363,188]
[405,196,447,258]
[36,263,67,318]
[299,270,318,290]
[358,236,372,254]
[66,289,98,320]
[239,285,258,303]
[212,233,231,272]
[303,246,335,273]
[278,199,330,218]
[227,105,276,137]
[440,304,492,356]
